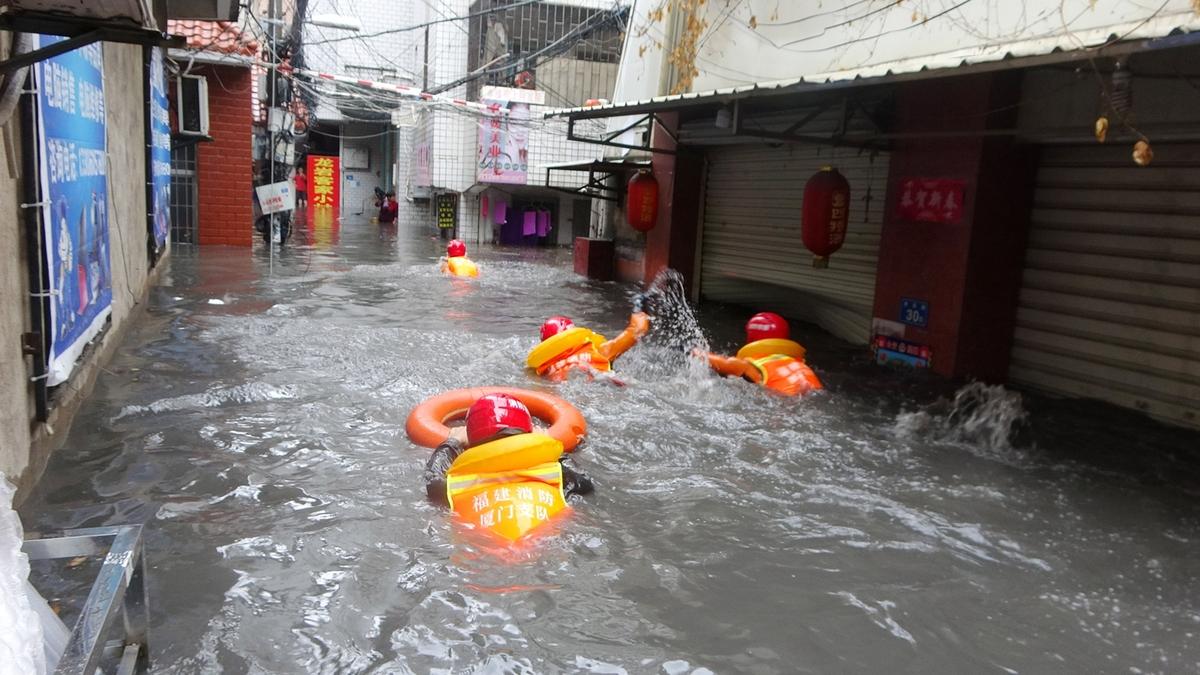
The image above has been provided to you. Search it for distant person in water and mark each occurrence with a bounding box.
[293,166,307,208]
[695,312,822,396]
[526,312,649,383]
[440,239,478,278]
[376,190,398,224]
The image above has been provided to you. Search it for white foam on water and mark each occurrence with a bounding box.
[114,382,299,419]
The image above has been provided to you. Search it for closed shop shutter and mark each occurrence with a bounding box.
[1009,143,1200,429]
[699,144,887,344]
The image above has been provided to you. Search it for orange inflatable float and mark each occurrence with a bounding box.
[406,387,587,451]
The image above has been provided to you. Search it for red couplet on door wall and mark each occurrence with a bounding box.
[801,166,851,268]
[896,177,965,224]
[626,171,659,233]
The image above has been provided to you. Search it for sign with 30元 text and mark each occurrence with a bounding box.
[897,178,965,224]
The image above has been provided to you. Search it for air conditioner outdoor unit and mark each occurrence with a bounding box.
[176,74,209,136]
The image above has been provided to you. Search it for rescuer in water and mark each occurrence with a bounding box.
[695,312,823,396]
[424,393,593,541]
[440,239,479,278]
[526,311,650,382]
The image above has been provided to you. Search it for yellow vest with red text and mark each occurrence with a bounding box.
[445,434,568,541]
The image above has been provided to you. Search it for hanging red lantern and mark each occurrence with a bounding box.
[626,170,659,233]
[801,166,851,268]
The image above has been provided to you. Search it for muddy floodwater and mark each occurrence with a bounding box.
[20,220,1200,674]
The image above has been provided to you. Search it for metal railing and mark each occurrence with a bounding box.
[22,525,149,675]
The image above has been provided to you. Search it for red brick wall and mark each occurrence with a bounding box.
[195,65,254,246]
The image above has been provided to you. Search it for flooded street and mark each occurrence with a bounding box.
[19,219,1200,674]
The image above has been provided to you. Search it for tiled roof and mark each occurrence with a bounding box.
[167,20,259,57]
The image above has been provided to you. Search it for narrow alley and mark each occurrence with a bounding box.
[16,222,1200,672]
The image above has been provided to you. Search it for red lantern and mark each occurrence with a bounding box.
[801,166,850,268]
[626,170,659,233]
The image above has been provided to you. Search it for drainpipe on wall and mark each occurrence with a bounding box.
[19,67,49,421]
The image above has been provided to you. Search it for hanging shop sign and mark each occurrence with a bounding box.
[801,167,850,268]
[34,36,111,386]
[899,297,929,328]
[436,193,458,230]
[255,180,295,214]
[148,47,171,252]
[477,97,530,184]
[896,178,965,224]
[307,154,339,208]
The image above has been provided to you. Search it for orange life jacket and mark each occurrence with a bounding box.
[748,354,823,396]
[445,434,569,542]
[538,343,612,381]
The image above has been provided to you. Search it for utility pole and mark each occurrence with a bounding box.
[268,0,279,270]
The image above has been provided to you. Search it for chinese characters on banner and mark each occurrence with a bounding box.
[897,178,965,224]
[148,47,171,251]
[306,155,340,208]
[436,193,458,230]
[477,99,529,184]
[34,36,111,386]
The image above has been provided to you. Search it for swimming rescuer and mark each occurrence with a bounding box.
[694,312,823,396]
[424,393,593,541]
[526,312,650,382]
[440,239,479,278]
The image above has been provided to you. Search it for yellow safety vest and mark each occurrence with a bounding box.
[445,433,568,541]
[444,256,479,278]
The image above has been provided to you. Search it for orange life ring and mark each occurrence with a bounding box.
[406,387,587,451]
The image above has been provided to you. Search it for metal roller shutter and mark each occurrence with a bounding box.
[699,144,887,344]
[1009,143,1200,429]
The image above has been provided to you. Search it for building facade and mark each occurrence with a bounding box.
[166,20,259,246]
[0,36,169,501]
[298,0,629,245]
[563,0,1200,430]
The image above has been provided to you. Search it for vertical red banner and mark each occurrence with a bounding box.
[307,155,340,208]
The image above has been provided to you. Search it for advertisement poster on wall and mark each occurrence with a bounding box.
[34,35,111,386]
[477,97,530,184]
[149,47,171,251]
[306,154,340,208]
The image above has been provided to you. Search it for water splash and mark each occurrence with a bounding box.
[637,268,708,353]
[894,382,1028,451]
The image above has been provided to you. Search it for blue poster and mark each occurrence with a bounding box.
[149,47,171,250]
[34,35,111,386]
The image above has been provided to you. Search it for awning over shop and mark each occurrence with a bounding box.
[546,11,1200,152]
[544,159,650,202]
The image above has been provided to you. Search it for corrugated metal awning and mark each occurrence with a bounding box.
[549,14,1200,120]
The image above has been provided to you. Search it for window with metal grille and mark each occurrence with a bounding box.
[170,142,199,244]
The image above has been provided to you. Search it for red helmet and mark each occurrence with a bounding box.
[540,315,575,341]
[465,394,533,445]
[447,239,466,258]
[746,312,789,342]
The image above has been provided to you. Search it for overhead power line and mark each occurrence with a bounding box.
[304,0,544,46]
